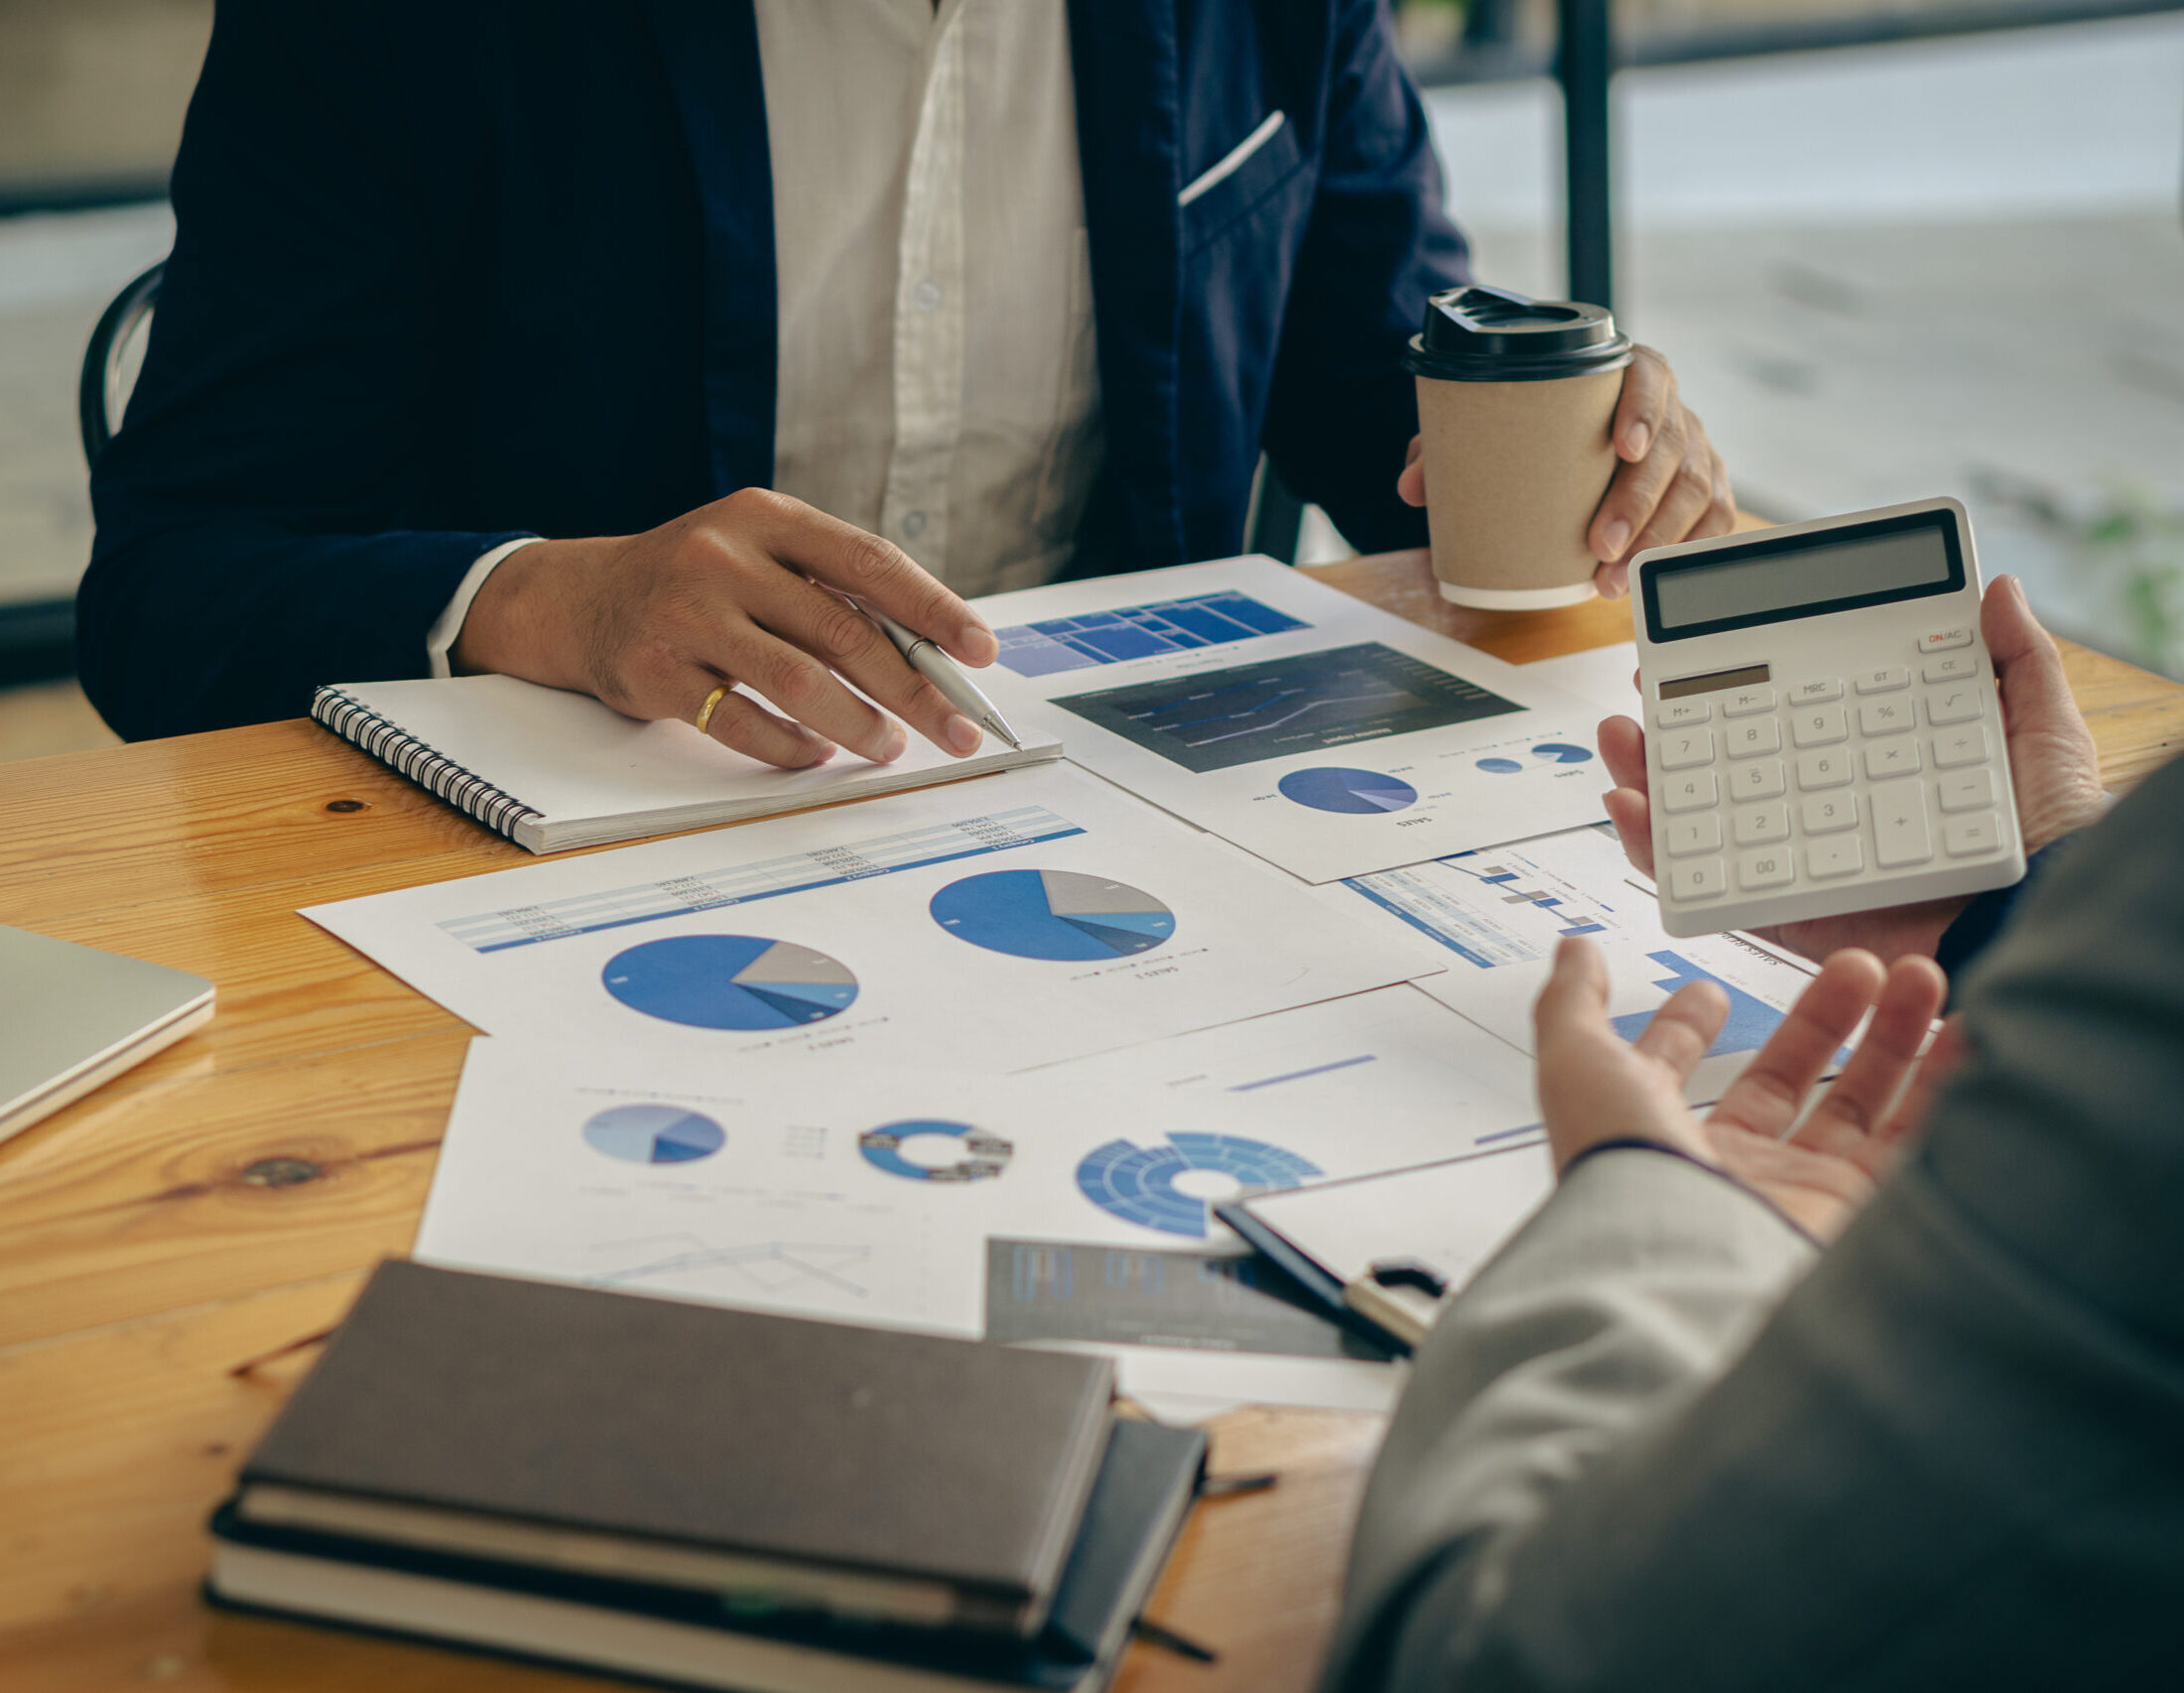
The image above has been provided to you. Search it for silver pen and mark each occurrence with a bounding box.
[864,606,1023,751]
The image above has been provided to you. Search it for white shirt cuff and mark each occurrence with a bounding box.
[427,537,543,679]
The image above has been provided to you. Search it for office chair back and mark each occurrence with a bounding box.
[79,260,165,470]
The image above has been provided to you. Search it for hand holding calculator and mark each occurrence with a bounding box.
[1631,498,2025,939]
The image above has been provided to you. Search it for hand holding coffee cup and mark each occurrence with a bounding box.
[1396,286,1735,603]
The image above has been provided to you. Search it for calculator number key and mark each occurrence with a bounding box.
[1733,802,1790,846]
[1944,813,2002,857]
[1807,837,1864,879]
[1918,626,1973,653]
[1661,772,1719,813]
[1730,760,1786,801]
[1858,698,1914,736]
[1791,705,1848,747]
[1737,849,1794,892]
[1665,815,1722,856]
[1669,859,1728,902]
[1856,666,1910,694]
[1927,686,1985,726]
[1871,778,1934,868]
[1658,729,1716,770]
[1799,793,1859,835]
[1938,768,1995,812]
[1796,749,1854,790]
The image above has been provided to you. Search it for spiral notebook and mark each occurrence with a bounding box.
[313,676,1063,853]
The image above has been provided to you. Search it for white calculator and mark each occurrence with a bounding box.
[1632,496,2023,938]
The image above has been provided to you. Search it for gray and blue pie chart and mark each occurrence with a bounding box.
[1530,742,1595,764]
[581,1104,726,1166]
[1277,766,1419,815]
[930,869,1175,962]
[601,935,858,1030]
[859,1119,1014,1183]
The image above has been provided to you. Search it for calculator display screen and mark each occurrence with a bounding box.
[1644,509,1965,642]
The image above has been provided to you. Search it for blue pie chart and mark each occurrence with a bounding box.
[602,935,859,1030]
[1278,766,1419,815]
[930,869,1175,961]
[1477,757,1524,774]
[1531,742,1595,764]
[859,1119,1014,1183]
[581,1104,725,1166]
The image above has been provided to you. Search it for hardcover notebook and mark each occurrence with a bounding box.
[230,1261,1116,1638]
[313,675,1063,853]
[206,1418,1207,1693]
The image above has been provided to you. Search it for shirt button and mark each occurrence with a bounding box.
[912,280,943,313]
[901,510,927,539]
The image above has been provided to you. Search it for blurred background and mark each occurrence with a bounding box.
[2,0,2180,763]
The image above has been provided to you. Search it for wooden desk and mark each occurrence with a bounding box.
[3,549,2179,1693]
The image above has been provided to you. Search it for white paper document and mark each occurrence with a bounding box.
[1053,984,1542,1159]
[417,1040,1408,1409]
[1519,639,1640,725]
[304,764,1427,1072]
[969,557,1611,882]
[1334,824,1828,1104]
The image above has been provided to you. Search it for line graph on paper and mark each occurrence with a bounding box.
[585,1235,874,1299]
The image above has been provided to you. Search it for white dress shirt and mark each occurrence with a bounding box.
[430,0,1101,676]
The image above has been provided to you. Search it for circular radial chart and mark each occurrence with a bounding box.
[581,1104,725,1166]
[859,1119,1014,1183]
[1530,742,1595,764]
[930,869,1175,962]
[1277,766,1418,815]
[1075,1131,1322,1238]
[601,935,858,1030]
[1477,756,1524,774]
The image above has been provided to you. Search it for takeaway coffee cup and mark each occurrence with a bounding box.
[1402,284,1634,608]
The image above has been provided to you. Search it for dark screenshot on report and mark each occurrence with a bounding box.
[1054,642,1522,774]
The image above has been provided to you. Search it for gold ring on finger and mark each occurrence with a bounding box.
[694,683,731,736]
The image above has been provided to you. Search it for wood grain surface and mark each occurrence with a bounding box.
[2,546,2179,1693]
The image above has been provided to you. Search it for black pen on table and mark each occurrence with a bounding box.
[863,604,1023,750]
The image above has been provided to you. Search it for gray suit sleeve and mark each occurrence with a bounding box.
[1325,752,2184,1693]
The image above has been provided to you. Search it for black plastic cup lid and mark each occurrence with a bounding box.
[1402,284,1632,382]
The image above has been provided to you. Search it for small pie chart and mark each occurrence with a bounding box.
[1531,741,1595,764]
[859,1120,1013,1183]
[581,1104,725,1166]
[1277,766,1419,815]
[931,869,1175,962]
[602,935,858,1030]
[1477,756,1524,774]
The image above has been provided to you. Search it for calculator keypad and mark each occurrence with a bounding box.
[1657,647,2008,910]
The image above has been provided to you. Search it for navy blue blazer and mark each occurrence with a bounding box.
[81,0,1470,739]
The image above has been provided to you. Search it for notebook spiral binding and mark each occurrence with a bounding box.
[312,687,543,845]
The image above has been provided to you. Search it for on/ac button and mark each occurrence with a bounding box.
[1918,627,1973,653]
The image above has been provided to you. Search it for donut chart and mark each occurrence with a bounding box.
[930,869,1175,962]
[1075,1131,1322,1237]
[602,935,858,1030]
[1277,766,1419,815]
[858,1119,1014,1184]
[581,1104,726,1166]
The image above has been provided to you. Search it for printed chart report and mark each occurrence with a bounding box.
[416,1043,1418,1409]
[1332,824,1831,1105]
[303,763,1429,1074]
[973,556,1612,882]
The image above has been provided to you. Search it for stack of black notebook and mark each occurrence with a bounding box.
[206,1262,1206,1692]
